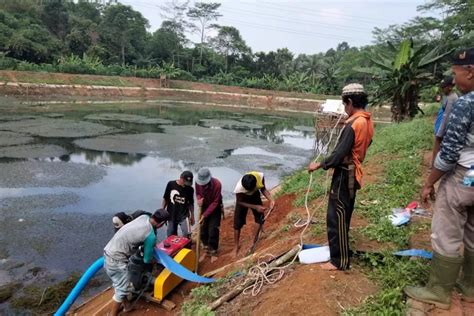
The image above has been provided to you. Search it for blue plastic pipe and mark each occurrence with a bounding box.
[54,256,104,316]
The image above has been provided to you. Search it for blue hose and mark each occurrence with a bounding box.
[54,256,104,316]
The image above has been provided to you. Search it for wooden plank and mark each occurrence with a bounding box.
[143,293,176,311]
[91,299,115,316]
[70,288,114,316]
[69,287,112,314]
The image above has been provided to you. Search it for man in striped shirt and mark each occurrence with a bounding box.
[104,209,169,315]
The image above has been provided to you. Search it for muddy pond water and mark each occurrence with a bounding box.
[0,103,316,303]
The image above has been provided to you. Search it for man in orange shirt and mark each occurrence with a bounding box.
[309,83,374,271]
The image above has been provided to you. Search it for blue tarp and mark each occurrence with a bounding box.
[393,249,433,259]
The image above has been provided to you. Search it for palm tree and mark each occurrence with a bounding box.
[357,39,452,122]
[317,55,342,95]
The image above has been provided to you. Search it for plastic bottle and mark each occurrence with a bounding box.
[463,165,474,187]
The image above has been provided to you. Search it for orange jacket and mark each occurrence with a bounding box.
[321,111,374,187]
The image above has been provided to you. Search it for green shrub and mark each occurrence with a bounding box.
[181,285,218,316]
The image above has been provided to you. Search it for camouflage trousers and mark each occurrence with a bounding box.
[432,165,474,256]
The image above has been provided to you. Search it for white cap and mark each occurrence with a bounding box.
[342,83,366,96]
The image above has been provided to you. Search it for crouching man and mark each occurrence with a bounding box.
[103,209,169,316]
[233,171,274,257]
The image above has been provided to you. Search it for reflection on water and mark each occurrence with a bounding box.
[231,146,286,159]
[276,130,315,150]
[70,150,146,167]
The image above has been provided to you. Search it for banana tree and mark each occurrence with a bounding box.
[281,72,309,91]
[357,39,452,122]
[159,62,182,79]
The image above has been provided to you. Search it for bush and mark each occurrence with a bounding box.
[0,55,18,70]
[175,70,196,81]
[16,61,41,72]
[181,285,217,316]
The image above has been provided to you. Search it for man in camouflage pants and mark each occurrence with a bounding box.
[404,48,474,309]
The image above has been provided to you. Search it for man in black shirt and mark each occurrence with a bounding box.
[162,171,195,238]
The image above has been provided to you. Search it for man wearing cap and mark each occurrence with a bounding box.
[308,83,374,271]
[162,171,195,238]
[104,209,169,316]
[233,171,275,257]
[195,168,223,260]
[431,76,458,166]
[405,48,474,309]
[112,210,151,232]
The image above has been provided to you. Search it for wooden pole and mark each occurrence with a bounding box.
[203,238,299,277]
[195,206,202,273]
[208,245,300,311]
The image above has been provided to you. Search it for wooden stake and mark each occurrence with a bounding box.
[143,293,176,311]
[195,206,202,273]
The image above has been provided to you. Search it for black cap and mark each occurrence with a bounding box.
[440,76,454,87]
[112,212,131,230]
[452,48,474,66]
[152,208,169,223]
[180,170,193,186]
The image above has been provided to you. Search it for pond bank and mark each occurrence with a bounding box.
[0,70,324,113]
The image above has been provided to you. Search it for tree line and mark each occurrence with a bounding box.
[0,0,472,120]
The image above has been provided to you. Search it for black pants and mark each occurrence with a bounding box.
[200,206,222,252]
[327,167,356,270]
[233,191,264,230]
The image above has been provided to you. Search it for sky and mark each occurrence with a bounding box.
[119,0,436,55]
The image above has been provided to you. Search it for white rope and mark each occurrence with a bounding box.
[295,114,345,229]
[242,250,300,296]
[241,113,346,297]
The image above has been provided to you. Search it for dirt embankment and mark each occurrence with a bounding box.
[0,71,324,113]
[74,163,388,315]
[73,191,380,316]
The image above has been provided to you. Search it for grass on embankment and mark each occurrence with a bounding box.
[343,115,434,314]
[271,114,435,314]
[182,113,436,315]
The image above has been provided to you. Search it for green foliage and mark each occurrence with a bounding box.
[278,169,327,207]
[360,39,452,121]
[310,222,325,237]
[360,219,410,247]
[367,118,433,156]
[211,26,250,72]
[419,102,439,116]
[345,254,430,315]
[99,3,149,66]
[357,117,432,246]
[348,116,433,313]
[0,0,468,96]
[11,273,81,314]
[181,285,218,316]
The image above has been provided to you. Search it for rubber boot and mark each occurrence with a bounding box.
[457,248,474,302]
[404,252,463,310]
